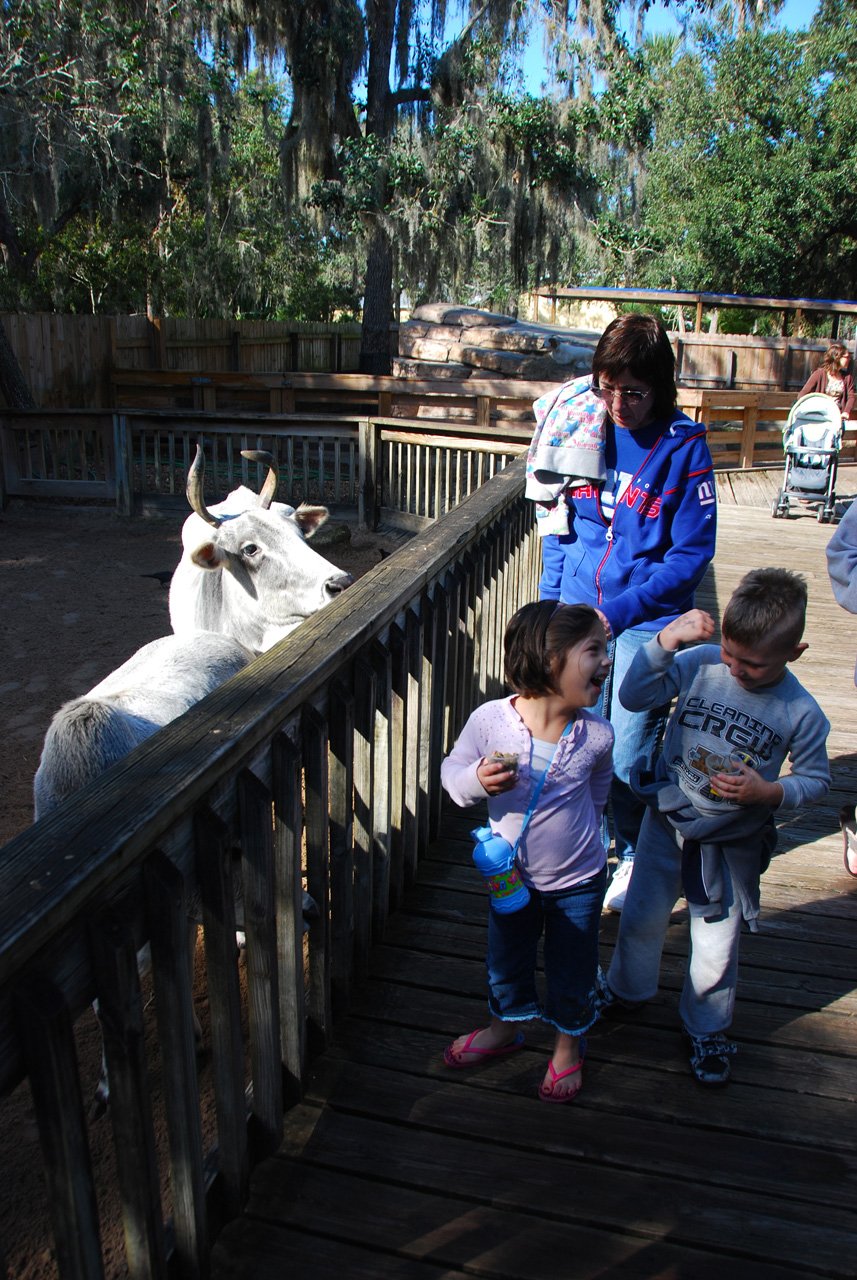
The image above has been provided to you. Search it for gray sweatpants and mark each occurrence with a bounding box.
[606,807,744,1035]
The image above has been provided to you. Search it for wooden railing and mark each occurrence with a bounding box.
[3,385,852,520]
[0,409,530,525]
[0,458,540,1278]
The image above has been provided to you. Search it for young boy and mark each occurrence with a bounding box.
[597,568,830,1085]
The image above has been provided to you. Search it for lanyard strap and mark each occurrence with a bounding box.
[512,720,573,858]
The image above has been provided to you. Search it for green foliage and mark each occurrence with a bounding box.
[621,6,857,299]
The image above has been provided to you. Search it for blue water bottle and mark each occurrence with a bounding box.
[471,826,530,913]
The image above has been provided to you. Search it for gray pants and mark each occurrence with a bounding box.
[606,807,744,1035]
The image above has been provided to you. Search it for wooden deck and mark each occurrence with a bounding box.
[211,503,857,1280]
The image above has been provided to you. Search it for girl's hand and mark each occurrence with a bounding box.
[709,763,783,808]
[477,758,519,795]
[658,609,715,652]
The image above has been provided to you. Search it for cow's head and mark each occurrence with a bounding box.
[169,446,353,653]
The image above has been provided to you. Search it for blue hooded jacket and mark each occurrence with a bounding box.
[538,411,716,636]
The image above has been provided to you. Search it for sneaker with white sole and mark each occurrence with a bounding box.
[603,859,634,912]
[591,966,644,1020]
[682,1029,737,1086]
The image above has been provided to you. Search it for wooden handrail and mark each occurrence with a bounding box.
[0,457,539,1275]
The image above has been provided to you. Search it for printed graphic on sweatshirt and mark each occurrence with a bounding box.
[672,692,781,802]
[697,479,716,507]
[598,470,662,521]
[673,744,759,804]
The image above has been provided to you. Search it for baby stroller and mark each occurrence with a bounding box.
[771,392,843,523]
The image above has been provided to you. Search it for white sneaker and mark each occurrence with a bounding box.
[603,860,634,912]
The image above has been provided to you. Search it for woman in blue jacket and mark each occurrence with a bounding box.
[536,313,717,910]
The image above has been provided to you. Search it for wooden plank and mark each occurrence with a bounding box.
[271,733,306,1099]
[352,655,377,976]
[329,680,356,1015]
[13,975,104,1280]
[145,851,208,1280]
[89,909,167,1279]
[267,1096,857,1275]
[238,768,283,1160]
[195,806,248,1221]
[302,703,332,1053]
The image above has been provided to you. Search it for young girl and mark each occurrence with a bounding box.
[440,601,613,1102]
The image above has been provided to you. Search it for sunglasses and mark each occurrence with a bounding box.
[592,383,652,406]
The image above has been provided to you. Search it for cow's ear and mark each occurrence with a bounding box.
[294,504,329,538]
[190,541,227,570]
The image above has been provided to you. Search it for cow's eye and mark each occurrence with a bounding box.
[241,542,260,558]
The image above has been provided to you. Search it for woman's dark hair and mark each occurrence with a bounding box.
[592,312,677,420]
[504,601,602,697]
[823,342,850,374]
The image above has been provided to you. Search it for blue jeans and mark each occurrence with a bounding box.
[486,867,607,1036]
[598,627,670,863]
[606,809,743,1035]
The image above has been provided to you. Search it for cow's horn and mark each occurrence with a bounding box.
[186,443,222,527]
[241,449,279,509]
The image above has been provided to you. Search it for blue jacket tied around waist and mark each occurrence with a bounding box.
[538,409,717,636]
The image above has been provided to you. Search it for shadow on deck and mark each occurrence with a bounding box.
[212,507,857,1280]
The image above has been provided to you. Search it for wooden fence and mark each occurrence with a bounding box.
[0,458,540,1279]
[1,311,843,412]
[0,316,369,410]
[0,409,530,527]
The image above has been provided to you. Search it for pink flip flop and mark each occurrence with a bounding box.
[538,1036,587,1103]
[443,1028,525,1068]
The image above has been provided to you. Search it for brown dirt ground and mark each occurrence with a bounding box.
[0,498,401,1279]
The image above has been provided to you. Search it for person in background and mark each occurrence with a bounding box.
[529,312,717,911]
[799,343,855,418]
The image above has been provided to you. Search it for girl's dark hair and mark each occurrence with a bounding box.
[504,601,602,696]
[592,312,677,420]
[823,342,850,374]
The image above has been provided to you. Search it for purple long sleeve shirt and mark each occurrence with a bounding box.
[440,696,614,891]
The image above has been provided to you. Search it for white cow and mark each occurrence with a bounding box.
[34,445,352,815]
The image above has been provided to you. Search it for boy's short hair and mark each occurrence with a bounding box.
[721,568,807,650]
[504,600,601,696]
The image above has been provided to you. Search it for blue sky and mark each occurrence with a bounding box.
[521,0,821,92]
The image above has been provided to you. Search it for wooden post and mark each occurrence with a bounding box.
[739,400,759,469]
[14,975,104,1280]
[329,679,355,1015]
[369,638,393,940]
[476,395,490,429]
[145,851,209,1280]
[271,732,306,1099]
[238,768,283,1161]
[695,299,703,332]
[113,412,133,516]
[90,911,167,1280]
[0,421,9,512]
[302,703,332,1053]
[388,622,407,910]
[150,318,166,368]
[352,654,377,976]
[231,330,242,372]
[195,805,248,1222]
[358,417,379,530]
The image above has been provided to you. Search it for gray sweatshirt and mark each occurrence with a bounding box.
[619,639,830,815]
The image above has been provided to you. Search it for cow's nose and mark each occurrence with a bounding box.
[326,572,354,598]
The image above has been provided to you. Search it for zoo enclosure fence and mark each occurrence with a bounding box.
[2,380,853,521]
[0,455,540,1279]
